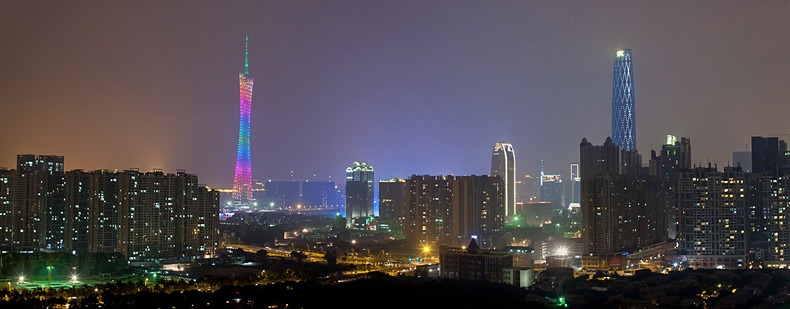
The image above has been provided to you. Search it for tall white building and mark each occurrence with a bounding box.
[491,143,516,218]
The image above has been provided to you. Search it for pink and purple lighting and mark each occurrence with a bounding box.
[232,36,254,205]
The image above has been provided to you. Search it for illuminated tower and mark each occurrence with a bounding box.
[612,49,636,152]
[232,36,255,207]
[491,143,516,218]
[345,161,374,228]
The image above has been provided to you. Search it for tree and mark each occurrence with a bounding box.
[290,251,307,262]
[324,250,337,266]
[255,250,268,263]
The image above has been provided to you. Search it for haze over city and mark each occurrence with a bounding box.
[2,1,789,188]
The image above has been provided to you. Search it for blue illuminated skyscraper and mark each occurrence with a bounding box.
[612,49,636,152]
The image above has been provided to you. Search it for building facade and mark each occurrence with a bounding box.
[611,49,637,152]
[440,239,513,283]
[491,143,516,218]
[17,154,66,251]
[677,166,748,269]
[345,161,374,228]
[379,178,407,233]
[405,175,503,248]
[0,156,220,263]
[580,138,665,258]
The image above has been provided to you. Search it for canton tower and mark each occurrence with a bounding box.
[232,36,255,206]
[612,49,636,152]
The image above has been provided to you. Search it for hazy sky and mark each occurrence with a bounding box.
[2,1,789,188]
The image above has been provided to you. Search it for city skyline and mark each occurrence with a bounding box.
[2,2,789,189]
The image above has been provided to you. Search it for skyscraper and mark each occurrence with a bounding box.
[491,143,516,218]
[404,175,503,248]
[677,166,748,269]
[345,161,374,228]
[612,49,636,152]
[17,154,65,251]
[569,163,580,205]
[579,138,665,258]
[379,178,407,233]
[232,36,255,208]
[752,136,790,175]
[648,135,691,239]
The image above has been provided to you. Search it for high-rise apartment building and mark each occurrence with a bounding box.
[17,154,66,251]
[491,143,516,218]
[65,169,92,252]
[117,169,219,262]
[1,156,219,261]
[649,135,692,239]
[404,175,503,248]
[612,49,637,152]
[580,138,665,257]
[345,161,374,228]
[677,166,748,269]
[90,170,121,253]
[0,169,42,251]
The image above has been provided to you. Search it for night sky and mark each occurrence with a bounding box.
[2,1,789,189]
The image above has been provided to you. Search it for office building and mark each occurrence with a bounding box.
[752,136,790,175]
[300,180,338,208]
[379,178,407,233]
[733,151,752,172]
[260,180,338,209]
[491,143,516,218]
[540,172,563,211]
[612,49,637,152]
[262,181,301,209]
[440,239,513,283]
[345,161,374,228]
[569,163,580,205]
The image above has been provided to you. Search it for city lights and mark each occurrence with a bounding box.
[232,35,255,207]
[1,2,788,307]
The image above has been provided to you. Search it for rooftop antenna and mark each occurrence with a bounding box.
[244,35,250,75]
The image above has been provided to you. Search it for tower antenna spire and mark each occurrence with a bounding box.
[244,35,250,75]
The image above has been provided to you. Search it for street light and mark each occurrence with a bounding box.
[422,246,432,262]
